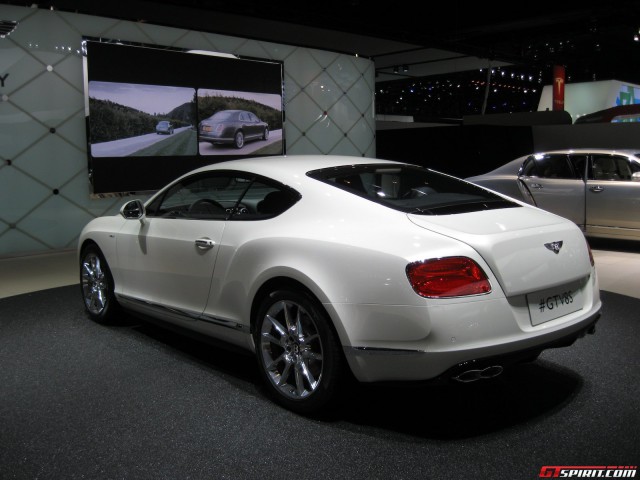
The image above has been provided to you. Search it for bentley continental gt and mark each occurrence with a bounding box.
[79,155,601,413]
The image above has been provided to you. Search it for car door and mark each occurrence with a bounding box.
[586,154,640,238]
[115,172,237,317]
[202,178,301,329]
[518,153,587,226]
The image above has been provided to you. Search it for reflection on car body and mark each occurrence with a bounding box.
[78,155,601,414]
[198,109,269,149]
[466,149,640,241]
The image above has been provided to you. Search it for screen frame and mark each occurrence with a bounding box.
[82,37,285,196]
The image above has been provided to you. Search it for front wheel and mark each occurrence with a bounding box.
[262,127,269,141]
[80,244,119,324]
[254,289,345,414]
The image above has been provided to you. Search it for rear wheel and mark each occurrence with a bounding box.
[254,289,344,414]
[262,127,269,141]
[234,131,245,149]
[80,244,119,324]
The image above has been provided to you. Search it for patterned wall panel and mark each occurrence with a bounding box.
[0,5,375,257]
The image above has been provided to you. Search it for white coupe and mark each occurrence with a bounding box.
[79,155,602,413]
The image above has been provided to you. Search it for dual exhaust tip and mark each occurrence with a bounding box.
[453,365,504,383]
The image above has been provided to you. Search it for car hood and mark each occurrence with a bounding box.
[407,207,592,296]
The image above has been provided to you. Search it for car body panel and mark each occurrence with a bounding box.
[466,148,640,241]
[116,217,225,316]
[79,155,601,385]
[586,179,640,235]
[519,177,586,225]
[408,207,592,296]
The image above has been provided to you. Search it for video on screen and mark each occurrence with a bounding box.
[83,38,284,194]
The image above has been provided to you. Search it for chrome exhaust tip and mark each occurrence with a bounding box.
[453,365,504,383]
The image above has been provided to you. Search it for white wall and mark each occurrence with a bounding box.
[538,80,640,122]
[0,5,376,257]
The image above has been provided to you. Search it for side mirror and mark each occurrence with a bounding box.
[120,199,146,222]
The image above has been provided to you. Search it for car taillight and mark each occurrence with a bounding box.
[585,238,595,267]
[406,257,491,298]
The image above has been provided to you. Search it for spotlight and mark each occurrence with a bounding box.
[402,65,409,72]
[393,66,399,74]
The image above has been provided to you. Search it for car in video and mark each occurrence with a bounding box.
[155,120,174,135]
[198,109,269,149]
[78,155,601,414]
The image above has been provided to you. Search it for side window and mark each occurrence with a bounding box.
[568,155,588,180]
[249,112,258,122]
[233,180,300,220]
[239,112,250,122]
[521,155,577,179]
[146,172,250,220]
[145,171,300,221]
[591,155,635,181]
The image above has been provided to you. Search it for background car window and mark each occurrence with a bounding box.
[591,155,636,181]
[521,154,577,179]
[568,155,588,180]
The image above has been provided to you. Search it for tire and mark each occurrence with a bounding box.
[254,289,344,414]
[234,131,245,149]
[79,244,120,324]
[262,127,269,141]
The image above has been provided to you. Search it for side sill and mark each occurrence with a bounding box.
[116,294,250,334]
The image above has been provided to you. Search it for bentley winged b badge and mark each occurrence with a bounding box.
[544,241,563,254]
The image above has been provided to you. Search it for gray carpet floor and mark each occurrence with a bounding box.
[1,286,638,479]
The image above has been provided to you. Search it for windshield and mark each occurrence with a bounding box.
[307,164,519,215]
[210,111,236,121]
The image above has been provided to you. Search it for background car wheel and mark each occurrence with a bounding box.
[262,127,269,141]
[254,289,345,414]
[234,131,245,149]
[80,244,120,324]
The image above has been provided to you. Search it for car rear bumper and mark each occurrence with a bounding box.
[199,133,233,143]
[343,304,601,383]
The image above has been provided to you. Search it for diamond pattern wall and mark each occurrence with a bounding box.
[0,5,376,257]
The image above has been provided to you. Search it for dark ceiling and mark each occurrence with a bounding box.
[5,1,640,85]
[170,0,640,84]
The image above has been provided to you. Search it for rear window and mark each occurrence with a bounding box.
[307,164,519,215]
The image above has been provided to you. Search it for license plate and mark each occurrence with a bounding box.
[527,282,583,326]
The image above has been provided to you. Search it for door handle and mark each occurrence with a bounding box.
[530,183,543,189]
[195,238,215,249]
[589,185,604,193]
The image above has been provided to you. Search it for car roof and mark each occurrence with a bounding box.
[529,148,640,157]
[183,155,405,185]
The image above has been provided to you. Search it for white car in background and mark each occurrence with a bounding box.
[466,149,640,241]
[79,155,601,414]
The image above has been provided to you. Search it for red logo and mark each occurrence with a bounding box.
[539,466,637,478]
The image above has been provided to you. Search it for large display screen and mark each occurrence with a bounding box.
[83,39,284,195]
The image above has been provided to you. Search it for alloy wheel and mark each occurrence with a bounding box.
[259,299,324,400]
